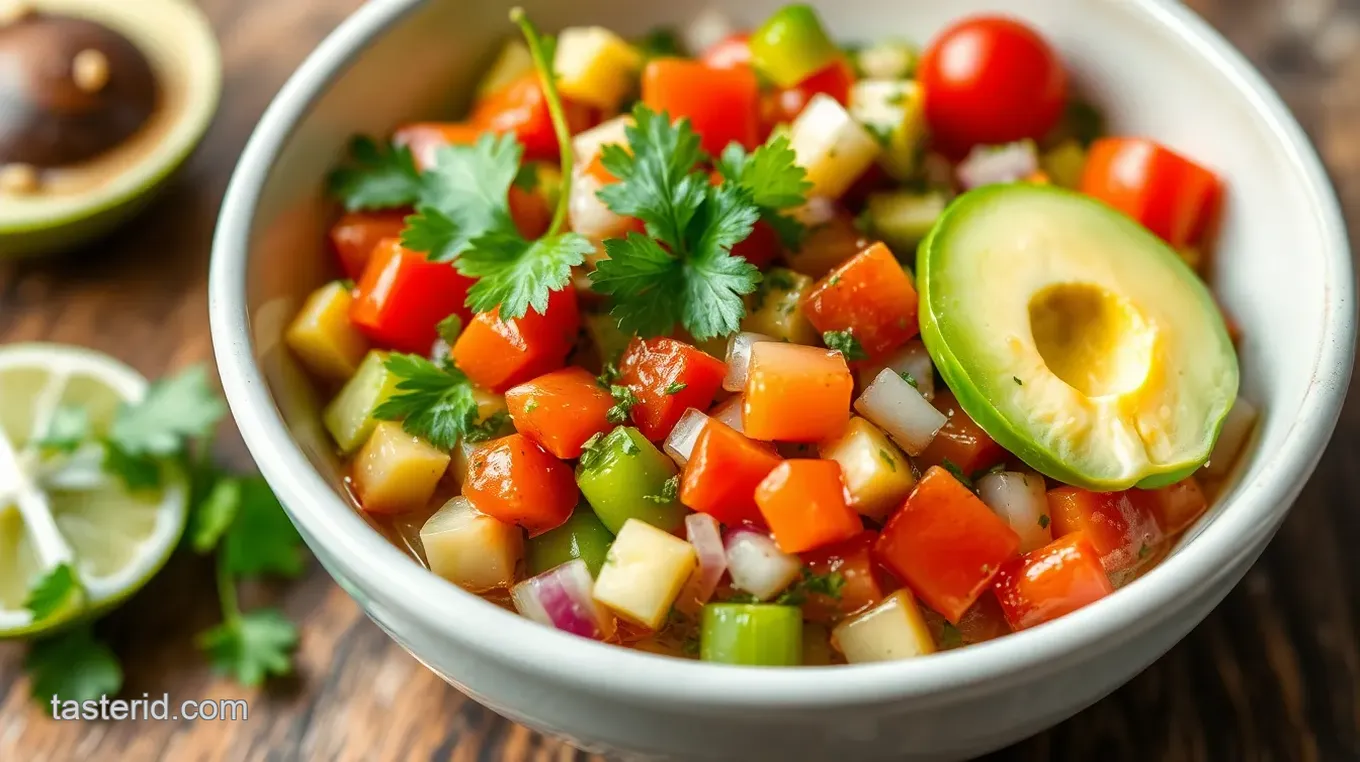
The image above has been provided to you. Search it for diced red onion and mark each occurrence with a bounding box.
[664,408,710,468]
[723,332,774,392]
[684,7,736,58]
[675,514,727,615]
[512,559,617,641]
[710,395,745,434]
[854,368,947,455]
[1204,396,1259,478]
[956,141,1039,190]
[977,471,1052,553]
[857,340,935,401]
[724,525,801,601]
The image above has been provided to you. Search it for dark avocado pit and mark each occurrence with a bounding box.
[0,11,159,171]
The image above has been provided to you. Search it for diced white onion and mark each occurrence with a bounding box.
[977,471,1052,553]
[512,559,617,641]
[857,340,935,401]
[788,94,882,199]
[723,525,802,601]
[571,115,632,166]
[675,514,727,615]
[683,7,736,56]
[569,168,633,241]
[1204,397,1259,477]
[664,408,710,468]
[956,141,1039,190]
[854,368,946,455]
[723,332,775,392]
[710,395,745,434]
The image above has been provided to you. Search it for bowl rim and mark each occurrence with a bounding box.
[210,0,1355,709]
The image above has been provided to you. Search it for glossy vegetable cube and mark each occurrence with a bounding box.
[641,59,760,156]
[914,390,1008,475]
[854,368,946,456]
[755,460,863,554]
[831,589,935,663]
[584,310,634,366]
[803,243,920,358]
[420,496,523,593]
[350,239,476,354]
[875,466,1022,623]
[352,422,451,515]
[329,210,407,280]
[592,519,697,629]
[748,4,839,88]
[1080,137,1222,248]
[506,367,614,459]
[463,433,578,536]
[743,342,852,442]
[323,350,400,454]
[680,419,783,527]
[700,603,803,666]
[787,93,881,199]
[452,287,580,392]
[554,26,643,111]
[992,532,1114,631]
[1133,477,1208,536]
[865,190,947,254]
[472,73,594,161]
[1047,487,1165,574]
[817,417,916,521]
[857,340,935,401]
[848,79,924,179]
[801,530,890,623]
[286,281,370,382]
[576,427,687,534]
[618,337,727,441]
[525,509,615,577]
[741,267,820,344]
[475,39,533,99]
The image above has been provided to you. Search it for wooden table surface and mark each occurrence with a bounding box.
[2,0,1358,759]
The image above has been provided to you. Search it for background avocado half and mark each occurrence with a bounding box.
[0,0,221,258]
[917,184,1238,491]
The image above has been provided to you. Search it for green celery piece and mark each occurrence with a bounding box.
[525,509,615,577]
[576,427,686,534]
[700,604,803,666]
[748,4,841,88]
[323,351,400,453]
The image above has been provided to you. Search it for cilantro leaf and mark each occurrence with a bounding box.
[222,477,304,579]
[327,136,424,212]
[607,385,640,424]
[823,330,868,361]
[24,563,80,622]
[191,476,241,554]
[596,107,707,245]
[101,442,163,490]
[402,134,520,263]
[717,136,812,248]
[592,234,690,337]
[464,409,511,444]
[899,371,918,388]
[775,568,846,605]
[37,407,89,455]
[436,314,463,345]
[108,365,225,458]
[458,229,592,317]
[373,354,479,451]
[25,627,123,702]
[197,608,298,687]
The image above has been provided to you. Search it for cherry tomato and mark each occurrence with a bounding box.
[918,16,1067,155]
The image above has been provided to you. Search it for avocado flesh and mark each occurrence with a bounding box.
[917,184,1238,491]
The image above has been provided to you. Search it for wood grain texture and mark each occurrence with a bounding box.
[1,0,1357,759]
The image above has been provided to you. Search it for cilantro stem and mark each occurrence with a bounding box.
[214,551,241,629]
[511,8,574,238]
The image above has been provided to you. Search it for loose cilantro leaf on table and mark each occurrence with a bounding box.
[823,330,868,361]
[25,626,123,702]
[23,563,79,622]
[108,366,225,458]
[716,135,813,248]
[373,354,480,451]
[327,136,425,211]
[197,608,299,688]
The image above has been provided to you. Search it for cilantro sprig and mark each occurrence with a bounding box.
[716,136,814,249]
[373,354,481,451]
[326,136,424,211]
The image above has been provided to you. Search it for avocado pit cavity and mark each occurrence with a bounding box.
[1028,282,1154,398]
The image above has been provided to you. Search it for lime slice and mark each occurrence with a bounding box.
[0,344,188,638]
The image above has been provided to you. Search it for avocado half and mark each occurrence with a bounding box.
[0,0,221,258]
[917,184,1238,491]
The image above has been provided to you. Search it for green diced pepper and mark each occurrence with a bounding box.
[749,4,841,88]
[700,604,803,666]
[576,427,686,534]
[525,508,615,577]
[323,350,399,453]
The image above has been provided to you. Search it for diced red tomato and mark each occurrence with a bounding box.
[762,59,855,130]
[680,419,783,527]
[463,433,577,536]
[1132,477,1208,536]
[802,242,920,358]
[731,220,783,269]
[1047,486,1165,574]
[992,531,1114,631]
[755,460,863,554]
[875,466,1021,623]
[914,390,1008,475]
[451,288,580,392]
[701,33,753,70]
[618,337,727,441]
[472,73,594,161]
[641,59,761,156]
[392,122,484,171]
[800,530,890,623]
[505,367,614,459]
[743,343,853,442]
[1080,138,1222,248]
[330,211,408,281]
[349,239,475,354]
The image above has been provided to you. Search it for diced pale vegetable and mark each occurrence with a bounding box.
[700,603,803,666]
[977,471,1052,553]
[526,510,615,577]
[323,350,400,454]
[352,421,450,515]
[854,39,917,80]
[570,166,633,241]
[592,519,697,629]
[831,589,936,663]
[818,417,916,521]
[449,438,487,487]
[857,340,935,401]
[787,94,882,199]
[682,6,736,57]
[709,395,746,434]
[1204,397,1258,478]
[848,79,924,179]
[554,26,643,111]
[571,115,633,165]
[748,4,839,88]
[577,427,686,534]
[723,525,801,601]
[723,332,775,392]
[855,367,946,455]
[420,496,523,593]
[956,140,1040,190]
[512,559,618,641]
[865,190,947,254]
[675,513,727,615]
[743,267,820,344]
[664,407,710,468]
[476,39,533,99]
[285,281,369,382]
[1041,139,1087,189]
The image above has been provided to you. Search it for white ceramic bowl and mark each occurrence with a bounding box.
[209,1,1355,759]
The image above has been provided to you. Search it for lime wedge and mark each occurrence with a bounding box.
[0,344,188,638]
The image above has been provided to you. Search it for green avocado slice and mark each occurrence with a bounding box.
[917,184,1238,491]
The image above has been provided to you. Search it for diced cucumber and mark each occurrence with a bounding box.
[476,39,534,99]
[864,190,947,254]
[323,350,400,454]
[853,39,917,80]
[743,267,819,345]
[749,4,840,88]
[700,604,803,666]
[526,508,615,577]
[555,26,643,111]
[849,79,924,180]
[576,427,686,534]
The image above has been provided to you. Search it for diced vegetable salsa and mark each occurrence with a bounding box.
[290,5,1253,665]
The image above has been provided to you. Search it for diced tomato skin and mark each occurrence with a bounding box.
[762,59,856,130]
[463,433,577,536]
[472,74,594,161]
[452,288,580,393]
[731,220,783,269]
[349,239,475,354]
[680,419,783,527]
[1132,477,1209,536]
[1047,486,1165,574]
[992,531,1114,631]
[800,530,890,623]
[392,122,484,171]
[330,211,409,281]
[914,390,1008,475]
[875,466,1022,623]
[802,242,921,358]
[743,343,853,442]
[619,337,728,441]
[641,60,761,156]
[1080,138,1222,248]
[505,367,615,459]
[755,460,864,554]
[701,33,753,70]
